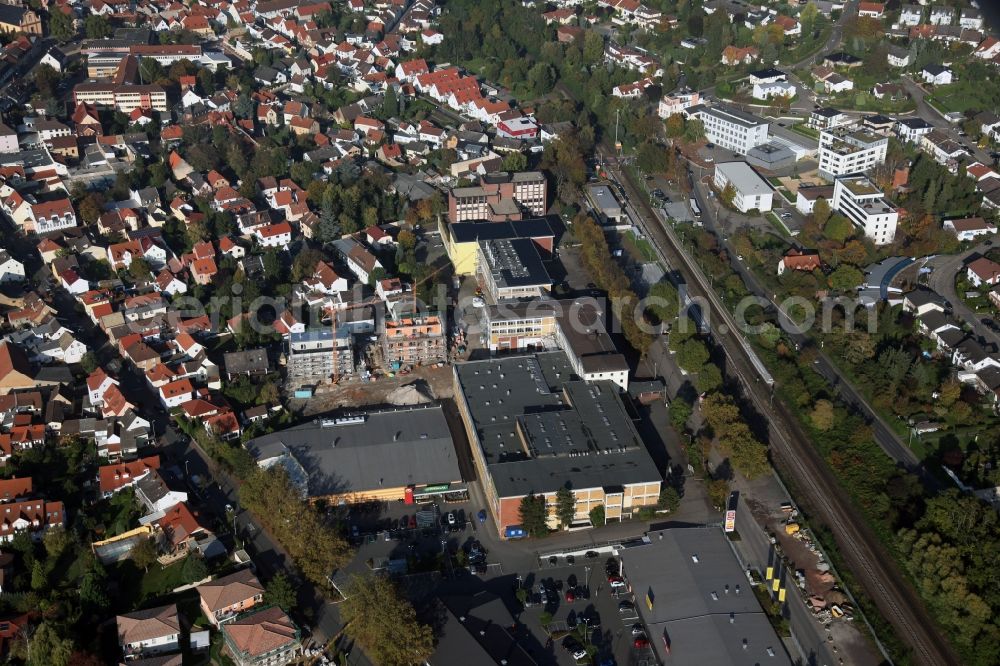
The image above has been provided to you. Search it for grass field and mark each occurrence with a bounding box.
[625,230,658,262]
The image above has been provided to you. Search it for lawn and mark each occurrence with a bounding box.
[927,78,1000,115]
[789,123,819,140]
[112,559,189,611]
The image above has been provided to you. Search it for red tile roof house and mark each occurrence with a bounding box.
[777,248,821,275]
[99,455,160,498]
[967,257,1000,287]
[157,501,214,558]
[116,603,181,661]
[222,606,302,666]
[159,378,194,409]
[0,477,31,503]
[197,568,265,627]
[0,499,64,543]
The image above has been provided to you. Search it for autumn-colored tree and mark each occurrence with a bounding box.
[810,399,835,431]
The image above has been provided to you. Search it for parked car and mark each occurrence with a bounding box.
[565,589,576,603]
[631,624,645,636]
[447,512,456,526]
[618,600,635,614]
[477,509,487,524]
[609,577,626,589]
[633,637,649,649]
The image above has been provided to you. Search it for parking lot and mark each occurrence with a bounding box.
[510,554,657,666]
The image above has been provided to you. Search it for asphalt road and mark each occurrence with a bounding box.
[926,242,1000,345]
[602,157,961,666]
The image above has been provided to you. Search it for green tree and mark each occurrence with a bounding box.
[812,197,831,228]
[128,258,152,282]
[518,493,549,537]
[647,281,679,323]
[131,537,158,572]
[80,352,99,374]
[25,622,74,666]
[800,1,819,33]
[340,574,434,666]
[665,114,685,139]
[554,486,575,529]
[84,15,111,39]
[30,561,47,591]
[696,363,723,394]
[382,85,399,118]
[262,248,283,282]
[501,151,528,172]
[290,247,324,282]
[677,338,710,373]
[682,118,705,144]
[636,142,668,173]
[42,527,71,562]
[810,399,835,431]
[828,264,863,291]
[706,478,729,510]
[658,486,681,512]
[49,10,75,42]
[265,572,297,611]
[824,214,853,243]
[720,183,736,208]
[669,398,692,432]
[588,504,605,527]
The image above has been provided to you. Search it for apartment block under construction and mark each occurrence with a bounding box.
[286,328,353,385]
[381,314,447,369]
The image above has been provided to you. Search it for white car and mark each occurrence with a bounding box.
[447,512,456,526]
[471,297,485,308]
[572,648,588,660]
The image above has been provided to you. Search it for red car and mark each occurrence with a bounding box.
[634,637,650,649]
[565,589,576,603]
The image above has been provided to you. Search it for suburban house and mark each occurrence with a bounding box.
[967,257,1000,287]
[777,248,821,275]
[197,568,265,627]
[116,604,181,661]
[944,217,997,242]
[221,606,302,666]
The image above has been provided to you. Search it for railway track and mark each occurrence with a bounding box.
[606,161,960,666]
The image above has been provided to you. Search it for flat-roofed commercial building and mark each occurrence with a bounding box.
[441,217,553,275]
[688,104,769,154]
[619,527,793,666]
[481,297,629,390]
[453,353,660,537]
[72,83,168,113]
[832,175,897,245]
[818,127,887,180]
[245,404,463,504]
[476,238,552,301]
[712,161,773,213]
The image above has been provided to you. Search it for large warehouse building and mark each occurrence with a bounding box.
[453,352,660,537]
[244,404,463,504]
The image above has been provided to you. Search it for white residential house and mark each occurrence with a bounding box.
[921,65,953,85]
[887,47,910,68]
[960,8,983,30]
[713,161,774,213]
[0,250,24,282]
[899,4,922,26]
[895,117,933,143]
[254,222,293,249]
[753,80,796,100]
[832,175,897,245]
[929,6,954,26]
[943,217,997,242]
[159,378,194,409]
[87,368,118,407]
[967,257,1000,287]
